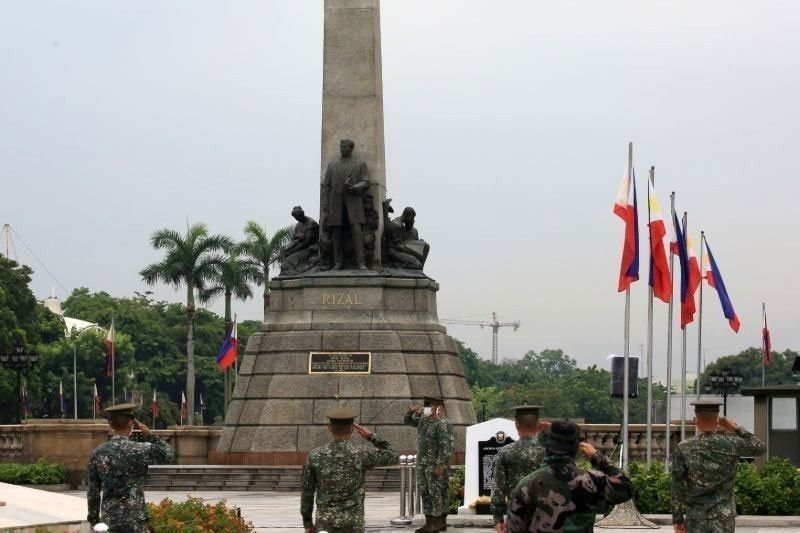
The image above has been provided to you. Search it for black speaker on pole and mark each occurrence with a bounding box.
[610,355,639,398]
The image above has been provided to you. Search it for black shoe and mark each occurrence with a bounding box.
[415,515,433,533]
[333,263,343,270]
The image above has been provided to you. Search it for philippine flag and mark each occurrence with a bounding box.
[703,237,740,332]
[59,380,66,415]
[104,319,115,377]
[647,175,671,303]
[151,389,159,420]
[216,321,238,370]
[673,211,700,328]
[762,304,772,366]
[614,166,639,292]
[22,382,31,417]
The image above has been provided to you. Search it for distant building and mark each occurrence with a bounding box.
[43,296,103,336]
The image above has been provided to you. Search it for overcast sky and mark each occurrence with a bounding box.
[2,1,798,377]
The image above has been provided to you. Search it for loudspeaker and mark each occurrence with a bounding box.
[610,356,639,398]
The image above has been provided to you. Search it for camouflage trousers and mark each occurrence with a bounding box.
[685,516,735,533]
[417,465,450,515]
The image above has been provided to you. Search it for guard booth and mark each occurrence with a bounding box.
[741,384,800,467]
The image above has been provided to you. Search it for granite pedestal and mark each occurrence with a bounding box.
[216,274,476,464]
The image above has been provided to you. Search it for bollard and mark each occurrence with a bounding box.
[390,455,412,525]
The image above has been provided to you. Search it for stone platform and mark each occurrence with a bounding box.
[215,274,476,464]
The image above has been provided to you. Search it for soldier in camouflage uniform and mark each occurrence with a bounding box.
[490,405,549,533]
[671,399,766,533]
[404,396,455,533]
[86,403,176,532]
[507,419,633,533]
[301,407,397,533]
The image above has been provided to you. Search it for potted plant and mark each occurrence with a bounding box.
[469,495,492,515]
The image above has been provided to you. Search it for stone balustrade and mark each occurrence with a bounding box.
[0,420,693,487]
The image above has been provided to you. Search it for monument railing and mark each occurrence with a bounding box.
[0,425,25,460]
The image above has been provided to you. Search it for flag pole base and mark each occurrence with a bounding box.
[595,500,658,529]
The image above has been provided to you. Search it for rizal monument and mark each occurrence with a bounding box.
[216,0,476,464]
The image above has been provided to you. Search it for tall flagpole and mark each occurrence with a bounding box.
[696,231,705,401]
[680,213,688,442]
[111,317,116,406]
[762,302,766,387]
[622,141,633,470]
[665,192,676,469]
[646,166,655,465]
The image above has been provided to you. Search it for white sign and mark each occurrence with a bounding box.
[460,418,519,514]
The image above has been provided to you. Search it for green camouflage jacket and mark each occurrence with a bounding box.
[300,435,397,530]
[507,452,633,533]
[404,412,455,467]
[671,427,766,525]
[491,435,547,524]
[86,434,176,531]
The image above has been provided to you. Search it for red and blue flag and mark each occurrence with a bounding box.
[703,237,740,332]
[762,304,772,365]
[614,166,639,291]
[216,321,238,370]
[673,211,700,328]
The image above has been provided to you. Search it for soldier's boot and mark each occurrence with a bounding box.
[415,515,434,533]
[438,513,448,531]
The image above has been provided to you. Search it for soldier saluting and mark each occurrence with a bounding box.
[86,403,176,532]
[300,407,397,533]
[490,405,550,533]
[671,400,766,533]
[404,396,455,533]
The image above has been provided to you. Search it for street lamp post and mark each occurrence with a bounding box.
[71,326,78,419]
[0,343,39,424]
[703,369,744,416]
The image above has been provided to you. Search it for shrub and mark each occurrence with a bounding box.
[0,460,67,485]
[628,461,670,513]
[448,465,465,514]
[147,497,254,532]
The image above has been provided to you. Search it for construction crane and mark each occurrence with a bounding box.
[440,312,520,364]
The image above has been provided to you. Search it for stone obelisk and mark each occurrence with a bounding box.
[321,0,386,263]
[216,0,476,465]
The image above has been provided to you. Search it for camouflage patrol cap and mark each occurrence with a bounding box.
[325,406,358,425]
[691,399,723,413]
[423,396,444,406]
[511,405,542,418]
[538,419,581,455]
[103,403,137,418]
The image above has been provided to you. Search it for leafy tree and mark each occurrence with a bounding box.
[700,347,798,388]
[139,223,232,421]
[238,221,292,320]
[200,250,258,333]
[518,349,577,380]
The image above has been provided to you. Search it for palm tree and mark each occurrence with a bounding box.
[238,221,292,320]
[200,250,258,336]
[139,223,232,424]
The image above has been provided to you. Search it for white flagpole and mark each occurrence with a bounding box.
[645,166,655,465]
[762,303,767,386]
[111,317,116,406]
[621,141,633,470]
[680,212,688,442]
[665,192,676,470]
[696,232,705,401]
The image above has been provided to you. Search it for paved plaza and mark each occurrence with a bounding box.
[61,490,800,533]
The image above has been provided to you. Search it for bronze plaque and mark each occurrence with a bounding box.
[308,352,372,374]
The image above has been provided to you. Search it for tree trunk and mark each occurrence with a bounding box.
[263,289,270,322]
[224,290,233,337]
[186,286,196,424]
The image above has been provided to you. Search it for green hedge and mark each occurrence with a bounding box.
[147,497,255,532]
[0,460,67,485]
[629,458,800,515]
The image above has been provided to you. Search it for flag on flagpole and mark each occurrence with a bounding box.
[180,391,187,425]
[647,175,671,303]
[216,321,238,370]
[199,393,206,412]
[22,381,31,418]
[104,319,115,377]
[614,166,640,291]
[93,383,102,418]
[151,389,159,420]
[762,304,772,366]
[673,211,700,328]
[703,238,740,332]
[59,381,66,416]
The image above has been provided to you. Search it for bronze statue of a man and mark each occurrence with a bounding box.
[320,139,370,270]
